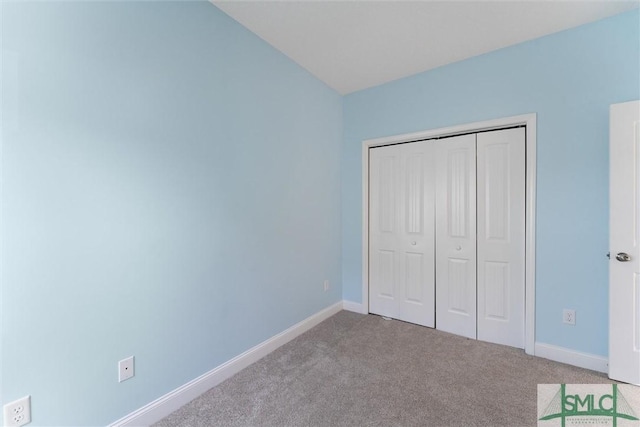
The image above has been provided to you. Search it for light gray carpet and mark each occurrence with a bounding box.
[153,310,612,427]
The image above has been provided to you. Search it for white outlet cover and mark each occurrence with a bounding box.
[118,356,135,382]
[563,309,576,325]
[3,395,31,427]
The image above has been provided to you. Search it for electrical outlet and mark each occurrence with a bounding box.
[118,356,135,382]
[323,280,330,292]
[563,309,576,325]
[3,395,31,427]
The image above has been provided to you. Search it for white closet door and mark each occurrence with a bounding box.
[476,128,526,348]
[369,141,436,327]
[436,134,477,338]
[400,142,436,326]
[370,145,400,319]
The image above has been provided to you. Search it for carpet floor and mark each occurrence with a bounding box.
[153,310,613,427]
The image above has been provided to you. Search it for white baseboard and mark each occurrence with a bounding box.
[535,342,609,374]
[109,301,343,427]
[342,300,366,314]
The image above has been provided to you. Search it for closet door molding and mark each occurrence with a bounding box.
[361,113,537,356]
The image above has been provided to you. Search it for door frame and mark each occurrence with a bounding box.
[361,113,537,355]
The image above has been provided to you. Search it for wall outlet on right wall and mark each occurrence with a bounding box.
[563,309,576,325]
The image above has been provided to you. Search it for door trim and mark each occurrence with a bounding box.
[361,113,537,355]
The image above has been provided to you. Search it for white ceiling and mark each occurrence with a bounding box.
[211,1,639,95]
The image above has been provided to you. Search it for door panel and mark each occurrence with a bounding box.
[369,141,436,327]
[610,100,640,385]
[406,154,424,234]
[635,274,640,351]
[370,147,400,317]
[484,261,509,319]
[376,249,395,298]
[447,258,473,315]
[378,155,396,233]
[398,142,436,326]
[436,134,477,339]
[405,252,425,302]
[477,128,525,348]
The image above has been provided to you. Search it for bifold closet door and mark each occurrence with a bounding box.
[435,134,477,339]
[477,128,525,349]
[369,141,436,327]
[435,130,525,346]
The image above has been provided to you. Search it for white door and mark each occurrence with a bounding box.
[477,128,526,348]
[609,100,640,385]
[435,134,477,339]
[369,141,436,327]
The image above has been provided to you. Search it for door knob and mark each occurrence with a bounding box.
[411,241,417,246]
[616,252,632,262]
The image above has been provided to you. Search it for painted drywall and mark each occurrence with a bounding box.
[342,9,640,357]
[1,1,342,425]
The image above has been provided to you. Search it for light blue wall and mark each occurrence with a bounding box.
[1,2,342,425]
[342,10,640,357]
